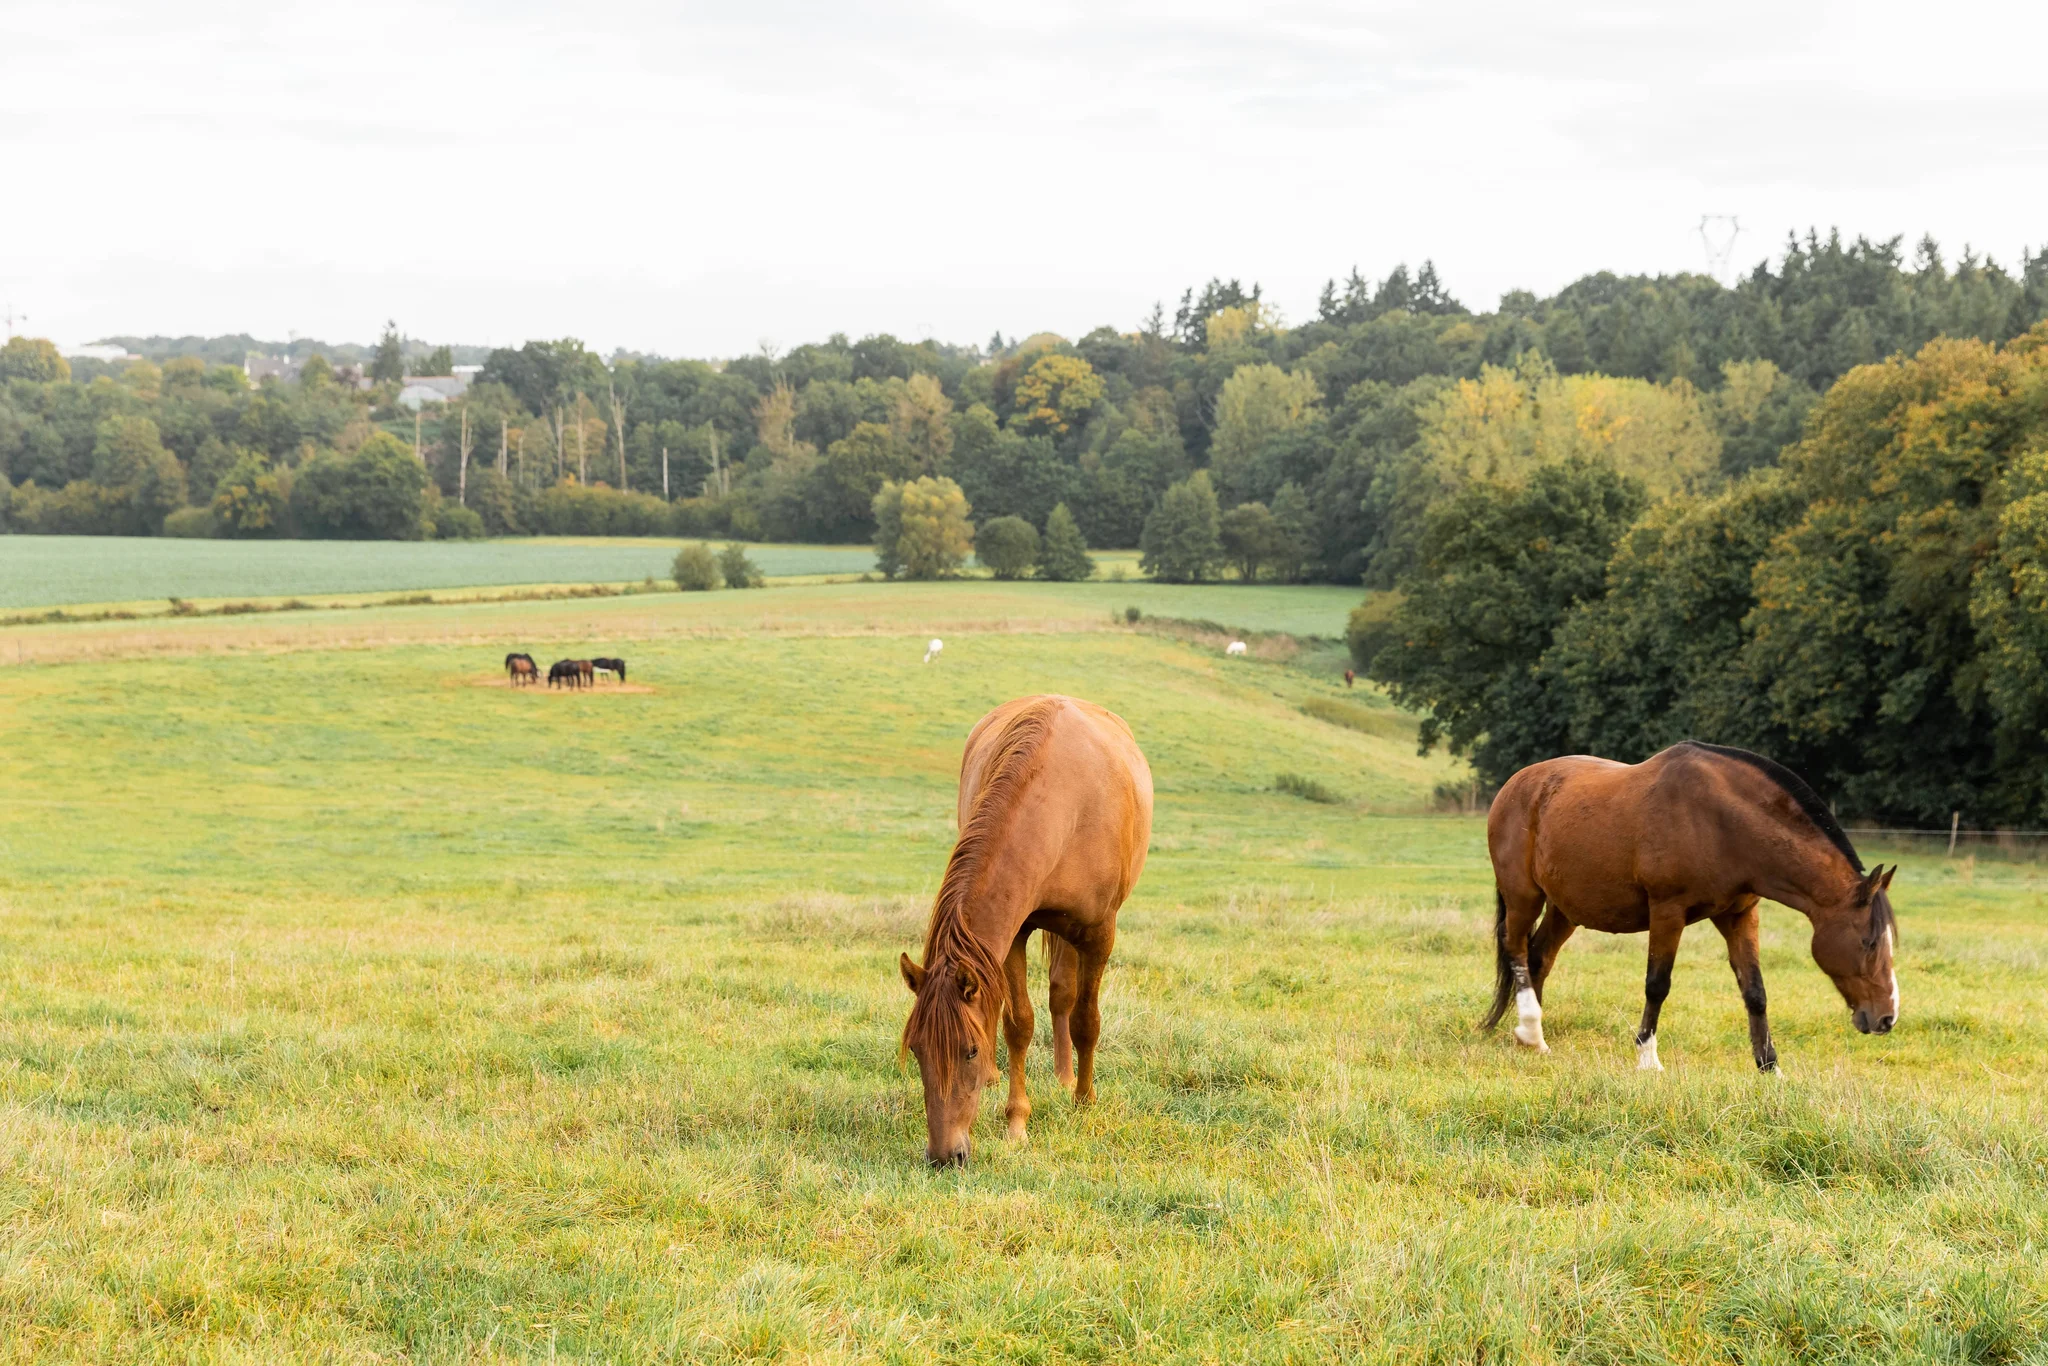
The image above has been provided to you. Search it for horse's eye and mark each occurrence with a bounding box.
[965,1046,979,1062]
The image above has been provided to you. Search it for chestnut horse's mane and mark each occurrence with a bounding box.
[904,697,1063,1059]
[1680,740,1864,874]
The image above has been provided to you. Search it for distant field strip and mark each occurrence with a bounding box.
[0,536,879,608]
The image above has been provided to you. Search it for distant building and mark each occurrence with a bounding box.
[246,354,300,384]
[396,370,477,408]
[65,343,141,363]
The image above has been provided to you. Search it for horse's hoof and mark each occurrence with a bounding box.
[1006,1122,1028,1144]
[1636,1037,1663,1072]
[1513,1024,1548,1052]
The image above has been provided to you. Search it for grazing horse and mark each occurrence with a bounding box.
[899,695,1153,1167]
[1225,640,1247,657]
[505,653,538,686]
[547,659,583,690]
[1343,668,1356,688]
[924,638,943,664]
[591,656,627,683]
[1485,741,1899,1073]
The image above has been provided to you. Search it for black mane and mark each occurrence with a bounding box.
[1678,741,1864,873]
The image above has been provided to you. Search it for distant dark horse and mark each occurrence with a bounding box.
[1485,741,1898,1073]
[1343,669,1355,688]
[505,653,538,687]
[591,656,627,683]
[548,659,585,690]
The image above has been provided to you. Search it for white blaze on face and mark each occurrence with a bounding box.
[1636,1034,1662,1071]
[1886,926,1899,1019]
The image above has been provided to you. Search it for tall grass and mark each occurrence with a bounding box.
[0,607,2039,1361]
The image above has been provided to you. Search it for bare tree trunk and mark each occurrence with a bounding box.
[458,402,473,505]
[517,428,526,485]
[608,381,627,491]
[575,395,587,483]
[413,407,423,463]
[709,424,724,496]
[553,405,565,481]
[662,446,669,499]
[498,418,508,476]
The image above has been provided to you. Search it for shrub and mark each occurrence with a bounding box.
[1275,773,1341,804]
[1345,591,1407,672]
[673,543,722,591]
[670,497,729,538]
[290,433,428,540]
[1038,502,1096,581]
[432,503,485,539]
[719,543,763,588]
[161,506,218,538]
[211,453,289,538]
[528,483,672,536]
[977,516,1040,579]
[1125,606,1142,623]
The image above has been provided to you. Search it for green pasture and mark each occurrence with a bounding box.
[0,536,879,611]
[0,589,2042,1363]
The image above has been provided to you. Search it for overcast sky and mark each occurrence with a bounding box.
[5,1,2045,358]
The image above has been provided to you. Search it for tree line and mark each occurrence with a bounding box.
[3,230,2045,579]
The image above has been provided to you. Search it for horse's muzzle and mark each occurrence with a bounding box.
[1853,1009,1895,1035]
[927,1143,969,1169]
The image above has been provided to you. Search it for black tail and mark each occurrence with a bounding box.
[1480,887,1512,1030]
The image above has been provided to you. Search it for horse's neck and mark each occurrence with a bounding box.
[1752,834,1859,922]
[954,837,1043,959]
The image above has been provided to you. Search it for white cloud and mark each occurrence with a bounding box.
[3,0,2044,355]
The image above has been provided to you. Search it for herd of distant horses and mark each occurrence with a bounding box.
[503,652,626,690]
[900,693,1901,1166]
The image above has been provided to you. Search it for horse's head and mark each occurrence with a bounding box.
[1811,864,1898,1034]
[899,950,1000,1167]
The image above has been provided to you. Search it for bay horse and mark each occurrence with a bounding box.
[547,659,583,690]
[505,653,538,686]
[899,695,1153,1167]
[1485,741,1898,1073]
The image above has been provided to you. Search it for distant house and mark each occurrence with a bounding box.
[396,368,479,409]
[245,354,300,384]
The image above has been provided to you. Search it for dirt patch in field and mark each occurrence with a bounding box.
[464,676,658,694]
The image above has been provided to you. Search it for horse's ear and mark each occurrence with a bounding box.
[957,971,979,1004]
[1879,864,1896,890]
[899,953,925,995]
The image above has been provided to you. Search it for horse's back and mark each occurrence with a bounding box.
[958,695,1152,908]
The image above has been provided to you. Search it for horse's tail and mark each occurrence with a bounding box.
[1479,887,1513,1031]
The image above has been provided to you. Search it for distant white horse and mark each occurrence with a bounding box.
[1225,640,1247,657]
[924,638,944,664]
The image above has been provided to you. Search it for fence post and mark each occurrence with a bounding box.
[1948,810,1960,857]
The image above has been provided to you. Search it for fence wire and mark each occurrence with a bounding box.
[1843,827,2048,863]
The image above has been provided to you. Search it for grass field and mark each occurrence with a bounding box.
[0,537,882,611]
[0,584,2042,1363]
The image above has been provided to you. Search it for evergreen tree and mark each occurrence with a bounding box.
[371,321,404,385]
[1037,502,1095,581]
[1140,471,1222,582]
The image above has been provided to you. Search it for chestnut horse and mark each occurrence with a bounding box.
[899,695,1153,1167]
[1485,741,1899,1073]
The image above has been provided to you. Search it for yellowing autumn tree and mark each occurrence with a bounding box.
[1010,354,1104,436]
[1419,353,1719,496]
[872,475,974,579]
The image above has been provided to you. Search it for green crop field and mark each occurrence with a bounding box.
[0,536,881,611]
[0,583,2041,1363]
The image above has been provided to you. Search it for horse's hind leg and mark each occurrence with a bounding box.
[1529,903,1576,1002]
[1712,900,1777,1074]
[1067,932,1112,1104]
[1047,934,1077,1091]
[1634,903,1688,1072]
[1500,892,1549,1052]
[1001,932,1036,1142]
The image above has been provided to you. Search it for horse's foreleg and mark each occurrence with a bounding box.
[1067,933,1113,1105]
[1047,934,1078,1091]
[1001,932,1035,1142]
[1635,905,1687,1072]
[1713,901,1777,1074]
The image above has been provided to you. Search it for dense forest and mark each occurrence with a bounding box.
[6,231,2047,822]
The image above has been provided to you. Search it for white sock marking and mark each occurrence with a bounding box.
[1512,987,1547,1051]
[1636,1034,1662,1072]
